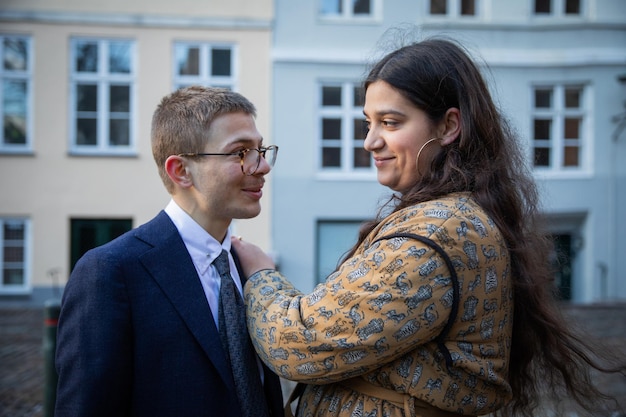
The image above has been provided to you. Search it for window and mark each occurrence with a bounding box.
[429,0,477,17]
[319,0,380,20]
[1,35,32,154]
[532,84,586,171]
[174,43,236,90]
[0,218,30,293]
[316,220,362,284]
[551,233,573,301]
[319,82,371,171]
[430,0,447,14]
[70,218,132,271]
[534,0,582,16]
[70,38,135,155]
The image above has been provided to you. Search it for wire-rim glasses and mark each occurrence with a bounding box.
[178,145,278,175]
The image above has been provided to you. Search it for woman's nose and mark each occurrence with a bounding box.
[364,127,382,152]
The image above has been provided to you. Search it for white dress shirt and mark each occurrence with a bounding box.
[164,199,244,330]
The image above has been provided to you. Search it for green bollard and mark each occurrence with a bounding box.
[43,299,61,417]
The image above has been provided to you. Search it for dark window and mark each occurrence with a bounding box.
[70,219,132,271]
[535,0,551,14]
[565,0,580,14]
[461,0,476,15]
[551,234,573,300]
[430,0,447,14]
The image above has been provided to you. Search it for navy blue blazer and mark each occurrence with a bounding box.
[55,211,284,417]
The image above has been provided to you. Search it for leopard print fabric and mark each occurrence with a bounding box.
[245,193,514,416]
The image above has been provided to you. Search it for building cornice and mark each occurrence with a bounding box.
[0,10,272,30]
[273,47,626,68]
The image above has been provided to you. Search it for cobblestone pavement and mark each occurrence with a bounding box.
[1,308,44,417]
[1,304,625,417]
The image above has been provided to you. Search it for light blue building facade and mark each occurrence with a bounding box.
[270,0,626,303]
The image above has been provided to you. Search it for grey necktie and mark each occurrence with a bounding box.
[214,250,269,417]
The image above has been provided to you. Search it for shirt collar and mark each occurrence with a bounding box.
[164,199,232,275]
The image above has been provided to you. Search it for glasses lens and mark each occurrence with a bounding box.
[264,147,277,168]
[242,147,278,175]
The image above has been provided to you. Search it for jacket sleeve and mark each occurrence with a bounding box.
[244,221,457,383]
[54,247,133,417]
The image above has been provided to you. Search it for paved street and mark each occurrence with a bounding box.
[1,308,44,417]
[1,304,625,417]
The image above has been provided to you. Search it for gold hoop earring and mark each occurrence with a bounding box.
[415,137,442,175]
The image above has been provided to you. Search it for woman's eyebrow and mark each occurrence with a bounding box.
[363,109,405,118]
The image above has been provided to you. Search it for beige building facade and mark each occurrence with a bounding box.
[0,0,274,303]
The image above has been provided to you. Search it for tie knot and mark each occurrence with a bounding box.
[213,249,231,276]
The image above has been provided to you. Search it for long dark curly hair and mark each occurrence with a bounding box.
[343,37,625,416]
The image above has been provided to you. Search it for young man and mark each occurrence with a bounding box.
[55,86,283,417]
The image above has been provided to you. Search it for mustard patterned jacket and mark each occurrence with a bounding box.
[245,193,514,416]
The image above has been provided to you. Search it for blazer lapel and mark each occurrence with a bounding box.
[135,211,235,388]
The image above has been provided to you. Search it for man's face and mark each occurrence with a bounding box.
[185,112,270,235]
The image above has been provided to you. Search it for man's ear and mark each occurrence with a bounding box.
[165,155,193,188]
[439,107,461,146]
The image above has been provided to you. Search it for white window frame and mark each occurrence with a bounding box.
[318,0,382,22]
[531,83,591,178]
[426,0,481,19]
[316,81,374,178]
[69,37,136,156]
[0,34,33,154]
[173,42,238,91]
[0,217,31,295]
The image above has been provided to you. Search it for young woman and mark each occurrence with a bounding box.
[233,38,624,417]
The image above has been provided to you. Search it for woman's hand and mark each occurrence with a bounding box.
[231,236,276,277]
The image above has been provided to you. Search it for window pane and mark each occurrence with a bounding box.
[3,268,23,285]
[535,0,551,13]
[317,221,361,283]
[176,46,200,76]
[109,41,131,74]
[320,0,342,14]
[461,0,476,15]
[534,148,550,166]
[353,86,364,107]
[534,119,551,139]
[564,117,580,139]
[322,86,342,106]
[535,89,552,108]
[76,118,97,145]
[3,79,27,145]
[565,0,580,14]
[110,85,129,112]
[4,221,24,240]
[564,87,581,108]
[353,118,366,140]
[77,84,98,112]
[322,147,341,167]
[322,118,341,139]
[4,246,23,262]
[3,37,28,71]
[430,0,447,14]
[354,147,371,168]
[563,146,579,166]
[353,0,371,15]
[109,119,129,146]
[211,48,232,76]
[75,41,98,72]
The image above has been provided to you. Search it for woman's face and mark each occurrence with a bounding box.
[363,80,439,192]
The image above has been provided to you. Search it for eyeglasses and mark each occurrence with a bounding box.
[178,145,278,175]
